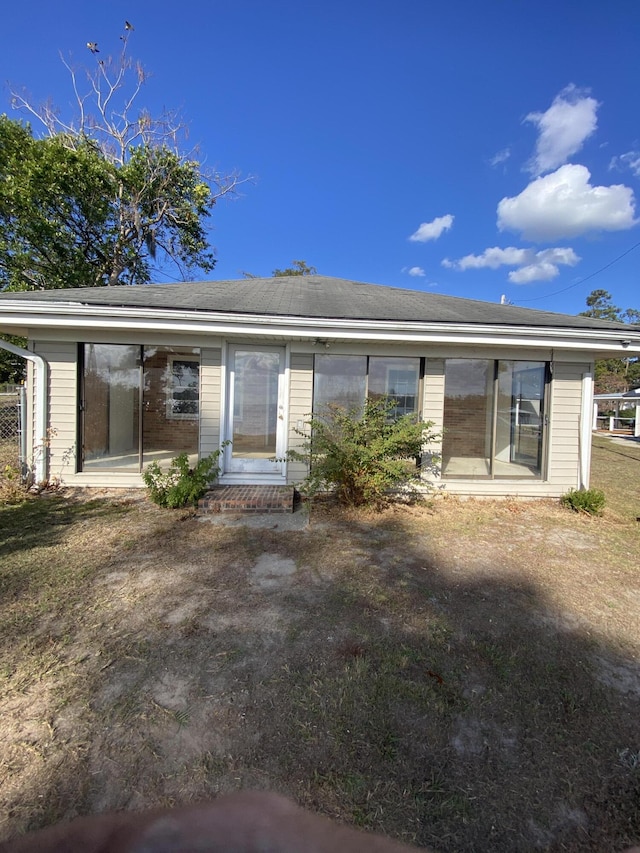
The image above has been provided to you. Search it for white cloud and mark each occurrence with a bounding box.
[497,164,637,241]
[444,247,529,270]
[406,266,426,277]
[525,84,599,175]
[508,261,564,284]
[409,214,454,242]
[490,148,511,168]
[610,150,640,178]
[442,246,580,284]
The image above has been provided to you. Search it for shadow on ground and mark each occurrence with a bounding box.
[0,496,639,852]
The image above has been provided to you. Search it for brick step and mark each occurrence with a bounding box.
[198,485,296,514]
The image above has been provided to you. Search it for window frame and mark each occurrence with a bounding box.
[312,354,424,418]
[79,344,201,473]
[441,358,550,481]
[165,355,200,421]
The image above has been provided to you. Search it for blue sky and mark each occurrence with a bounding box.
[2,0,639,316]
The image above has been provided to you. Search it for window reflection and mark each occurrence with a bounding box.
[442,359,546,479]
[82,344,200,471]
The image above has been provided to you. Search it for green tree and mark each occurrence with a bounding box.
[580,289,621,321]
[3,26,242,291]
[579,290,640,393]
[0,116,117,290]
[272,260,317,277]
[0,334,25,383]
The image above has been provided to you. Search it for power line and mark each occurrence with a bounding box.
[514,239,640,304]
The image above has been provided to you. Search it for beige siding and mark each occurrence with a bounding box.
[200,348,222,458]
[33,341,78,482]
[421,358,445,481]
[547,361,586,491]
[287,351,313,484]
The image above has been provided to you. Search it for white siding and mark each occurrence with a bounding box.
[287,351,313,484]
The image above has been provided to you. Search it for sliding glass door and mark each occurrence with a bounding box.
[442,359,547,479]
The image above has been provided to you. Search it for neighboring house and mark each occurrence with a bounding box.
[1,275,639,496]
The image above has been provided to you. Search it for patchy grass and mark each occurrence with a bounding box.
[0,439,26,504]
[590,433,640,522]
[0,442,639,852]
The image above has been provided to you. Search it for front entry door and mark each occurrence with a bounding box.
[224,346,286,476]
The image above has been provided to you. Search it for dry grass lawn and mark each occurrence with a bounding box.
[0,435,639,851]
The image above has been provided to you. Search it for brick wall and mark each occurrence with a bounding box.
[142,349,198,453]
[442,393,489,459]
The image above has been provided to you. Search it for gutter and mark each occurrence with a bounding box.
[0,340,48,484]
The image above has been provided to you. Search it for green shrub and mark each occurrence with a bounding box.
[143,449,224,508]
[561,487,606,516]
[289,398,438,508]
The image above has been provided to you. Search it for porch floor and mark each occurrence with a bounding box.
[198,485,296,514]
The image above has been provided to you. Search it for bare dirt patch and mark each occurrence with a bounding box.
[1,445,639,852]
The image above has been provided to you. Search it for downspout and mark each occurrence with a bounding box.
[578,370,594,490]
[0,340,49,484]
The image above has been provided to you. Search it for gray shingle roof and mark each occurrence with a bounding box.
[0,275,635,332]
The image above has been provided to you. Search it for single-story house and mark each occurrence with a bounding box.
[1,275,639,497]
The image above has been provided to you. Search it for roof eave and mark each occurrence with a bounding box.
[0,301,639,354]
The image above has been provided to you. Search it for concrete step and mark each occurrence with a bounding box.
[198,485,296,514]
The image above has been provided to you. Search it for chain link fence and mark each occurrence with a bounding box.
[0,385,25,464]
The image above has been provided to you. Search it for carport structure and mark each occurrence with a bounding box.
[593,388,640,437]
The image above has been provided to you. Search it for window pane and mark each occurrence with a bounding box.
[169,359,199,417]
[493,361,545,478]
[313,355,367,414]
[442,359,493,478]
[231,349,280,458]
[82,344,140,470]
[142,347,200,468]
[368,357,420,416]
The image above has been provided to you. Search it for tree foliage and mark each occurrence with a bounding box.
[241,259,318,280]
[0,117,117,290]
[272,260,317,277]
[579,290,640,393]
[0,334,27,384]
[2,27,242,291]
[580,289,639,324]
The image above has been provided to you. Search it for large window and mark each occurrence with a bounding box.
[442,359,547,479]
[313,355,422,417]
[81,344,200,472]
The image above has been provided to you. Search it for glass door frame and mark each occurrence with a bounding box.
[490,360,549,479]
[220,342,289,481]
[442,358,550,480]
